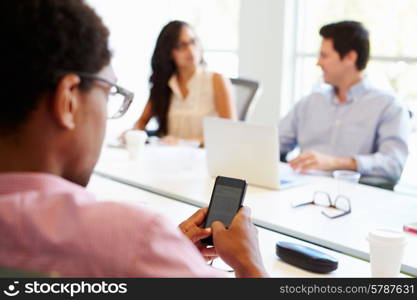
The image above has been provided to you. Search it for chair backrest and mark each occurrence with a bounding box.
[230,78,261,121]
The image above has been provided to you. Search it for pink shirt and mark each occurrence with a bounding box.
[0,173,225,277]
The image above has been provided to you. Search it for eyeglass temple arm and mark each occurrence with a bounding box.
[291,201,313,208]
[321,210,351,219]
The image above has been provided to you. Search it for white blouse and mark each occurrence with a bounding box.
[167,68,218,140]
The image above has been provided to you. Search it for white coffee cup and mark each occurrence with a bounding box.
[125,130,147,160]
[367,228,407,277]
[332,170,361,184]
[332,170,361,197]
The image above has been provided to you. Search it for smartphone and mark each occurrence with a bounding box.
[201,176,247,245]
[404,222,417,235]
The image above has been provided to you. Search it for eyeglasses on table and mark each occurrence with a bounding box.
[291,191,352,219]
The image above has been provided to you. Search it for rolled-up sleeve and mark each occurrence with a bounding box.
[354,100,411,182]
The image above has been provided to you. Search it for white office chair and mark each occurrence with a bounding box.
[230,77,262,121]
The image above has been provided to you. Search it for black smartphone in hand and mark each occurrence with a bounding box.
[201,176,247,245]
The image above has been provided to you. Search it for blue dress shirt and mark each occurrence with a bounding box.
[279,79,411,181]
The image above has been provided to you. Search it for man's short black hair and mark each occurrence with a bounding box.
[0,0,111,132]
[319,21,370,71]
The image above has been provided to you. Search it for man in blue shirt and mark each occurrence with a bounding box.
[280,21,410,183]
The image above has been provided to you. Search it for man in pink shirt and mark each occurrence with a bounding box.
[0,0,268,277]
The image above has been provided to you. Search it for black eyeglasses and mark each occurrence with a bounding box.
[174,38,197,51]
[291,191,352,219]
[75,72,134,119]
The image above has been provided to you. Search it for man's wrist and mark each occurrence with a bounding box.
[332,156,357,171]
[234,262,268,278]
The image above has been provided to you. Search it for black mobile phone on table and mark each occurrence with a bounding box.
[201,176,247,245]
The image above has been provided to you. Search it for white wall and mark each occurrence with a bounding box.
[87,0,171,140]
[238,0,293,125]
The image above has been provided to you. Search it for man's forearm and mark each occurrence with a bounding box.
[332,156,358,171]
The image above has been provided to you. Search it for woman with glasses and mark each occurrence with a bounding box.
[122,20,236,146]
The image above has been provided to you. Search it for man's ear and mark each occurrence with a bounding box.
[344,50,358,68]
[52,74,81,130]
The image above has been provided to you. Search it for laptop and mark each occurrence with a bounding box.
[204,117,303,190]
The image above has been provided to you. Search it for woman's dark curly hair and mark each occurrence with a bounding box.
[0,0,111,133]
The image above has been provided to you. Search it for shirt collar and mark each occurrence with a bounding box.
[331,77,371,104]
[168,66,203,100]
[0,172,90,196]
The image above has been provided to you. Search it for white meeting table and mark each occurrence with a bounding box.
[87,174,379,277]
[94,145,417,276]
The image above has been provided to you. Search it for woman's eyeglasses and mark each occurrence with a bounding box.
[174,38,196,51]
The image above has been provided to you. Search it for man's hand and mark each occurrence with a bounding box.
[289,151,357,173]
[289,151,336,172]
[211,207,268,278]
[179,208,217,261]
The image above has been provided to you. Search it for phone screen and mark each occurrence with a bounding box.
[204,180,246,228]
